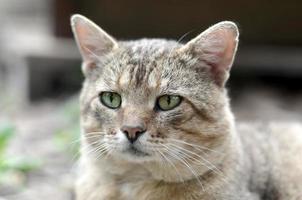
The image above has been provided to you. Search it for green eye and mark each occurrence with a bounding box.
[100,92,121,109]
[157,95,182,111]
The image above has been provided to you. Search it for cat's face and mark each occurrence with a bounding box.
[72,15,238,169]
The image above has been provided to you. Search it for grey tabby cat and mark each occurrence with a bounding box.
[71,14,302,200]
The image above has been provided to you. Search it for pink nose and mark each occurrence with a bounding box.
[121,125,146,143]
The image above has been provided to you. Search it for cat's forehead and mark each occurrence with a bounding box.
[100,39,183,90]
[119,39,181,70]
[122,39,180,56]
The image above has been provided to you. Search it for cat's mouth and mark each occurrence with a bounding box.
[124,146,150,157]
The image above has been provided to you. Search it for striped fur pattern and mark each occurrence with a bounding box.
[71,14,302,200]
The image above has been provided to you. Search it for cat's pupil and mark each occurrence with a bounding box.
[167,96,171,105]
[110,94,113,102]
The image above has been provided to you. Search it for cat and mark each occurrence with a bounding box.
[71,14,302,200]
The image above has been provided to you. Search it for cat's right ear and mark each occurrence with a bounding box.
[71,14,118,75]
[178,21,239,87]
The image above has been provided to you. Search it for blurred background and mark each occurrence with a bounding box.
[0,0,301,199]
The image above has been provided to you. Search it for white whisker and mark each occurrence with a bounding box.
[168,138,224,155]
[155,147,185,183]
[168,143,228,184]
[160,144,205,191]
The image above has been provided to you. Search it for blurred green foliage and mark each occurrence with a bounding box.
[0,123,14,155]
[0,123,41,187]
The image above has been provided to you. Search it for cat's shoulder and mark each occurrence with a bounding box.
[236,121,302,136]
[236,121,302,150]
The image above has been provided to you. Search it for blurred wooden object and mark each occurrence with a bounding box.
[0,35,81,106]
[0,0,82,106]
[54,0,302,45]
[235,46,302,76]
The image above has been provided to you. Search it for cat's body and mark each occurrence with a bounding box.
[76,122,302,200]
[71,14,302,200]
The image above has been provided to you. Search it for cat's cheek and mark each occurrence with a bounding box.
[81,115,102,133]
[89,104,121,130]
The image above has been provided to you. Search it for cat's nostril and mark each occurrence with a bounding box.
[123,130,129,135]
[121,125,146,143]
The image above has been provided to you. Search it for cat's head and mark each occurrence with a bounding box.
[71,14,238,175]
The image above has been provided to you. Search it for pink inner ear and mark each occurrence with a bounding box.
[203,30,236,66]
[196,27,238,86]
[220,32,238,70]
[77,22,89,40]
[72,15,119,76]
[75,22,99,56]
[72,16,117,62]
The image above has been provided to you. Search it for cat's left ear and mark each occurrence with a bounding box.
[180,21,239,87]
[71,14,118,76]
